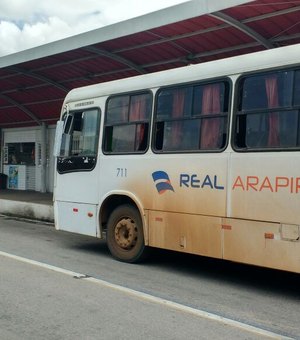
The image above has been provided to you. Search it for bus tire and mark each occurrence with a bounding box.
[106,204,146,263]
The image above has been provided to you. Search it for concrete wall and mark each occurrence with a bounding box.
[0,199,54,222]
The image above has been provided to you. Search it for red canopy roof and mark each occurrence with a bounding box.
[0,0,299,127]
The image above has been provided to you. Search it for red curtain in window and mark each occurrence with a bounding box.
[200,84,221,149]
[129,95,147,121]
[129,94,148,150]
[265,76,280,147]
[171,89,185,148]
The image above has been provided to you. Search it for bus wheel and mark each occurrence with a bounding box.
[106,204,146,263]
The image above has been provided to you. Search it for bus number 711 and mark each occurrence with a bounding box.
[117,168,127,177]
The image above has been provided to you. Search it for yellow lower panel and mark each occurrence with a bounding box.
[148,211,222,258]
[223,218,300,273]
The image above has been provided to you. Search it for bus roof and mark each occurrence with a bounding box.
[64,43,300,105]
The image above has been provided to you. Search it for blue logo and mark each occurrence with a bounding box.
[152,171,174,194]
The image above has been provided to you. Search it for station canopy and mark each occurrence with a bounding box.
[0,0,299,128]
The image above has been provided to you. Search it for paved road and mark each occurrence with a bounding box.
[0,215,299,339]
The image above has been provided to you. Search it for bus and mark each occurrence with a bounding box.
[53,43,300,273]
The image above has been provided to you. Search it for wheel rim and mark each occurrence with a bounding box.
[114,217,138,250]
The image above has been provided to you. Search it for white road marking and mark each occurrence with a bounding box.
[0,250,293,340]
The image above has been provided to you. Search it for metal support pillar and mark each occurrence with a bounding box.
[40,123,47,193]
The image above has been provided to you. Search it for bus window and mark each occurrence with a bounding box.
[294,70,300,106]
[103,92,152,154]
[154,81,229,152]
[234,69,300,150]
[57,108,100,173]
[240,71,293,111]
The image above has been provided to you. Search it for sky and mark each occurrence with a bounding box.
[0,0,189,57]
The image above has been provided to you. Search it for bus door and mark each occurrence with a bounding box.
[54,107,101,237]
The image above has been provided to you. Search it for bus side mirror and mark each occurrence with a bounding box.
[53,120,64,157]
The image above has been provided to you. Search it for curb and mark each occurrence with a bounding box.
[0,199,54,223]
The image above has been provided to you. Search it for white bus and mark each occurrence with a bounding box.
[54,43,300,273]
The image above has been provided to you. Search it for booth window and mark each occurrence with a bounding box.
[5,142,35,165]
